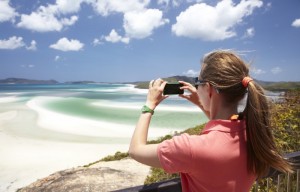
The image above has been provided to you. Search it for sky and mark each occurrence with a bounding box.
[0,0,299,83]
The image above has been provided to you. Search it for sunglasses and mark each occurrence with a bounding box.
[194,77,208,89]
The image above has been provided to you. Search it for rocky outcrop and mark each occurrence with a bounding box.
[18,158,150,192]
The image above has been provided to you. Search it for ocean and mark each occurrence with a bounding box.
[0,83,205,191]
[0,83,205,140]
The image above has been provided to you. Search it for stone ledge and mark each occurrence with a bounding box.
[18,158,150,192]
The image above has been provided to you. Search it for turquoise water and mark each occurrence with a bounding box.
[0,83,208,192]
[0,84,206,132]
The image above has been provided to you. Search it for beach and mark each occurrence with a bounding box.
[0,99,132,191]
[0,84,204,191]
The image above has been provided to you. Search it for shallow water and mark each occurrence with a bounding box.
[0,83,205,139]
[0,83,206,191]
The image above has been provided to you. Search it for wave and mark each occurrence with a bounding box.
[26,96,173,138]
[73,84,148,94]
[91,100,201,112]
[0,96,20,103]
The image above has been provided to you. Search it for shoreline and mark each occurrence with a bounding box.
[0,84,202,191]
[0,98,178,192]
[26,96,173,139]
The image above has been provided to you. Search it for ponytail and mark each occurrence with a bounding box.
[244,81,293,178]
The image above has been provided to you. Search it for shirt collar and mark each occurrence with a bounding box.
[202,119,245,134]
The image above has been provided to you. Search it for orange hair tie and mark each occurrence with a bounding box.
[242,76,253,88]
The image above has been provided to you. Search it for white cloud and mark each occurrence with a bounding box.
[292,18,300,28]
[16,1,80,32]
[243,27,255,38]
[0,36,25,50]
[265,2,272,11]
[26,40,37,51]
[104,29,130,44]
[17,11,62,32]
[15,0,167,41]
[158,0,203,8]
[55,0,86,14]
[158,0,181,7]
[124,9,169,39]
[183,69,199,77]
[0,0,18,22]
[93,38,103,46]
[172,0,263,41]
[92,0,150,16]
[50,37,84,51]
[21,64,35,68]
[251,67,266,75]
[92,0,168,41]
[61,15,78,25]
[55,55,60,61]
[271,67,282,74]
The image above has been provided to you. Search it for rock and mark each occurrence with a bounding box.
[18,158,150,192]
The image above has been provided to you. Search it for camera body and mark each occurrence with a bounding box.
[163,83,184,95]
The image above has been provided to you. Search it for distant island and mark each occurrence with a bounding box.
[0,78,58,84]
[64,81,97,84]
[0,78,98,85]
[0,77,299,91]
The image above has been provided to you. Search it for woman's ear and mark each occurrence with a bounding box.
[206,83,213,98]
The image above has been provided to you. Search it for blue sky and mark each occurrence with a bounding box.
[0,0,299,82]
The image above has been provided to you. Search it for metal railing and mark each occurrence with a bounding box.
[115,151,300,192]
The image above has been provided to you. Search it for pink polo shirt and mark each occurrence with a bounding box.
[157,119,256,192]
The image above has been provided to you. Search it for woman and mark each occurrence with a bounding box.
[129,50,292,191]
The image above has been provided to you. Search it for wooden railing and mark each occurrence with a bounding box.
[253,151,300,192]
[114,151,300,192]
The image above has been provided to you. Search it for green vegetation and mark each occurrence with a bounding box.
[259,81,300,92]
[271,89,300,153]
[249,89,300,191]
[83,151,129,167]
[100,151,129,161]
[0,77,58,84]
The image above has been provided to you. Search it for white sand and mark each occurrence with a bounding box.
[0,96,19,103]
[0,133,129,192]
[0,96,174,192]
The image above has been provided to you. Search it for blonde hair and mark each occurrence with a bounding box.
[201,50,292,178]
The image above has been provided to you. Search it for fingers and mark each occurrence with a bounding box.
[160,81,167,90]
[178,81,191,86]
[178,81,196,93]
[154,78,164,86]
[178,80,192,88]
[149,78,165,88]
[179,94,189,99]
[149,80,154,88]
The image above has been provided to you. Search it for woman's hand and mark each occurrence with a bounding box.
[179,81,210,118]
[178,81,201,108]
[146,78,168,110]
